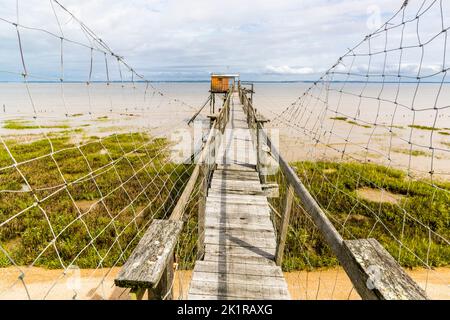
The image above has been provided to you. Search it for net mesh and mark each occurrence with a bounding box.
[257,0,449,299]
[0,0,208,299]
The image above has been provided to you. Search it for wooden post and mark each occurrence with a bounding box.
[255,117,269,177]
[256,124,261,173]
[198,163,207,260]
[147,254,174,300]
[275,185,294,265]
[129,288,146,300]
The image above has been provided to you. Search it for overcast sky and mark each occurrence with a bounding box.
[0,0,447,81]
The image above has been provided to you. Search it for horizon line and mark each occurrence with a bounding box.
[0,80,449,84]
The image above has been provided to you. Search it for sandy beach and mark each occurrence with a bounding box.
[0,266,448,300]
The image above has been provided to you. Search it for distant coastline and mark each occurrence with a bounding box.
[0,80,449,84]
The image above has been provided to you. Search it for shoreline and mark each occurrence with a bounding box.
[1,266,448,300]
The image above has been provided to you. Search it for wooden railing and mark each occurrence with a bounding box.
[114,88,233,299]
[238,86,428,300]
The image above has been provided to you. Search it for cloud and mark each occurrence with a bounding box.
[0,0,447,81]
[265,65,315,75]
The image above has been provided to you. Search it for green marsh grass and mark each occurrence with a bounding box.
[0,132,194,268]
[269,162,450,271]
[330,117,371,128]
[3,120,70,130]
[408,125,440,131]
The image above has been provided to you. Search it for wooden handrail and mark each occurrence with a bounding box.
[238,86,427,300]
[115,89,233,300]
[169,88,233,221]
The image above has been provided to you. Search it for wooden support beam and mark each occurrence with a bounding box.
[275,185,293,265]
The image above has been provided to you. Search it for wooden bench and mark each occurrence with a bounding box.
[114,219,183,300]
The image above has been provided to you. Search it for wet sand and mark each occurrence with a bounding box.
[0,266,448,300]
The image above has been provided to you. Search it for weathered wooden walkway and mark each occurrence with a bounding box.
[188,93,290,300]
[115,86,427,300]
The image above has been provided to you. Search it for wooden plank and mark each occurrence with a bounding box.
[204,235,276,249]
[210,179,262,188]
[205,201,270,209]
[204,227,275,238]
[207,194,268,204]
[204,253,276,266]
[193,261,283,277]
[204,244,275,259]
[188,280,290,300]
[204,210,273,220]
[216,164,256,172]
[343,238,428,300]
[205,207,271,218]
[191,271,288,288]
[205,216,273,227]
[115,219,183,289]
[204,221,274,232]
[208,187,266,196]
[204,231,275,243]
[213,170,260,180]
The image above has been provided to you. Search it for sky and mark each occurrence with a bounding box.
[0,0,447,81]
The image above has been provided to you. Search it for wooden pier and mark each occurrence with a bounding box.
[187,92,290,300]
[115,85,427,301]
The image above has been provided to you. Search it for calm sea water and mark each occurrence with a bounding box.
[0,82,448,177]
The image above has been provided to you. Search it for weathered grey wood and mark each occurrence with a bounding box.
[204,221,274,232]
[204,235,276,249]
[193,260,283,277]
[205,215,273,227]
[204,243,275,259]
[188,92,289,300]
[205,223,274,232]
[213,170,260,181]
[147,254,174,300]
[205,227,274,238]
[191,271,287,288]
[210,179,262,188]
[188,280,290,300]
[276,185,294,265]
[343,238,428,300]
[115,219,182,289]
[205,207,271,217]
[207,194,268,205]
[216,164,256,172]
[208,187,265,196]
[261,183,279,198]
[204,253,276,266]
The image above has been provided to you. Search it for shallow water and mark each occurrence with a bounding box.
[0,82,449,179]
